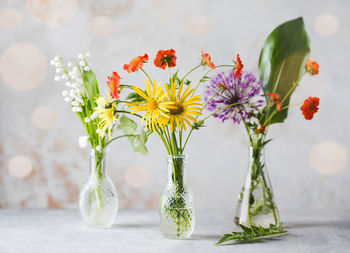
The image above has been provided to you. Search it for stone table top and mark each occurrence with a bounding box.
[0,209,349,253]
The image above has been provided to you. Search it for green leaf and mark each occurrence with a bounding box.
[120,115,137,135]
[259,17,310,124]
[126,92,145,103]
[119,116,148,154]
[216,224,288,245]
[128,130,148,155]
[82,70,100,103]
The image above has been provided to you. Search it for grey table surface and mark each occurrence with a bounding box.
[0,209,349,253]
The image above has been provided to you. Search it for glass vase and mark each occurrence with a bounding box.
[160,154,195,239]
[79,149,118,228]
[234,145,280,228]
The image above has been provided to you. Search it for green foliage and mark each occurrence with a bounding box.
[125,92,145,103]
[119,115,148,155]
[170,70,181,86]
[216,224,287,245]
[184,79,191,85]
[259,17,310,124]
[83,70,100,103]
[192,120,205,130]
[120,115,137,134]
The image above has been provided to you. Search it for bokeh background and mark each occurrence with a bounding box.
[0,0,349,213]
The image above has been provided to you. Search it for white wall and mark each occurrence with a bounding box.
[0,0,349,211]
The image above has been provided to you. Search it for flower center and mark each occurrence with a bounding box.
[169,102,184,115]
[105,108,114,120]
[147,99,158,111]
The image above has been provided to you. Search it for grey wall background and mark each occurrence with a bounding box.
[0,0,349,213]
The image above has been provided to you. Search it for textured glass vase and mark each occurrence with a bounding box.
[160,155,195,239]
[234,146,280,228]
[79,149,118,228]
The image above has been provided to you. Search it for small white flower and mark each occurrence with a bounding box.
[56,68,63,74]
[50,59,55,66]
[62,90,68,96]
[78,53,84,59]
[85,51,91,58]
[61,74,68,80]
[71,101,80,106]
[67,61,73,67]
[95,145,102,152]
[64,97,72,102]
[54,62,62,68]
[78,136,89,148]
[83,66,90,71]
[96,129,101,134]
[69,90,75,97]
[54,56,60,61]
[75,107,82,112]
[54,75,61,81]
[65,82,72,87]
[84,117,90,123]
[79,61,86,66]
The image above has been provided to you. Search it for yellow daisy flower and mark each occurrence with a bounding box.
[162,81,202,132]
[94,96,116,138]
[129,79,175,131]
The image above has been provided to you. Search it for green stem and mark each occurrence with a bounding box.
[180,64,201,83]
[106,134,135,146]
[116,110,142,118]
[140,68,152,82]
[192,64,234,96]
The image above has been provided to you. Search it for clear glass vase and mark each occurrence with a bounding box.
[79,149,118,228]
[160,155,195,239]
[234,146,280,228]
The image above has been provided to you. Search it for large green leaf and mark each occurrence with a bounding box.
[119,115,148,154]
[83,70,100,102]
[259,17,310,124]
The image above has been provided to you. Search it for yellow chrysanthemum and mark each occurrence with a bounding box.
[95,96,116,138]
[162,81,202,132]
[129,79,175,131]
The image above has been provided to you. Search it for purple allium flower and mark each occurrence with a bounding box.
[205,71,265,124]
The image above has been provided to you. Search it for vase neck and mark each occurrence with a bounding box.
[167,154,187,188]
[89,148,108,179]
[248,145,265,166]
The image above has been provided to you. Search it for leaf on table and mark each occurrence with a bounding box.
[216,224,288,245]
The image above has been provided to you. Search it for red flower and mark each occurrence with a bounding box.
[254,124,266,134]
[300,97,320,120]
[107,72,120,99]
[266,93,282,111]
[154,49,177,69]
[234,54,244,79]
[123,53,148,73]
[305,59,319,76]
[201,51,215,69]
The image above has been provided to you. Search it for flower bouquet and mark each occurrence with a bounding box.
[124,49,242,238]
[50,51,147,228]
[211,17,320,244]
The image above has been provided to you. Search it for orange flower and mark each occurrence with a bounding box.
[234,54,243,79]
[305,59,319,76]
[201,51,215,69]
[254,124,266,134]
[217,82,226,89]
[266,93,282,111]
[107,72,121,99]
[154,49,176,69]
[300,97,320,120]
[123,53,148,73]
